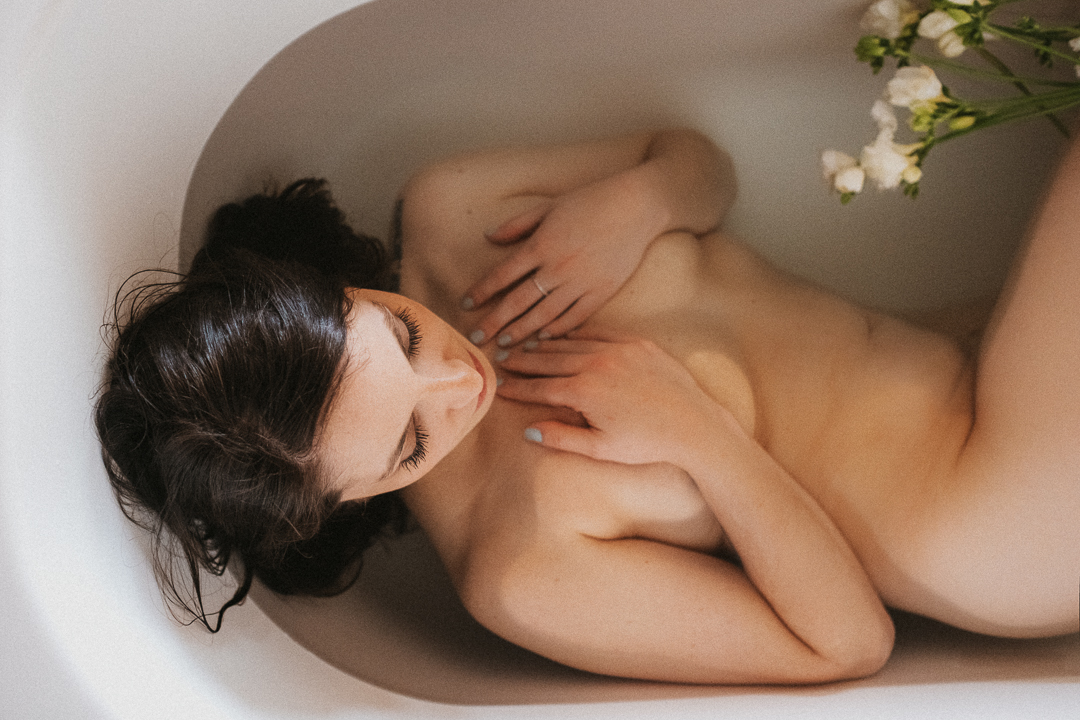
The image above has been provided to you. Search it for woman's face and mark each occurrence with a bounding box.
[318,289,495,500]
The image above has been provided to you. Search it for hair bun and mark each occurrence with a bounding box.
[198,178,389,290]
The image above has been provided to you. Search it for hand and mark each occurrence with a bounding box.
[495,331,734,465]
[461,172,664,347]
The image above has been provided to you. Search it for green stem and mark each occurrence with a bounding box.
[964,84,1080,113]
[987,24,1080,66]
[937,88,1080,143]
[909,52,1079,87]
[975,46,1071,136]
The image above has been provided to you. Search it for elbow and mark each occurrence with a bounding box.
[823,615,895,681]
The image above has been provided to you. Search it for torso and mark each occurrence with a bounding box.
[396,192,1037,632]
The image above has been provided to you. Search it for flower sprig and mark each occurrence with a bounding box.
[825,0,1080,202]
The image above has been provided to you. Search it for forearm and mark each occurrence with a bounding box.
[672,404,893,669]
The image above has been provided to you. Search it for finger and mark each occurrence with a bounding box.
[462,249,539,315]
[485,202,551,244]
[472,277,554,346]
[495,375,579,408]
[522,421,608,460]
[538,292,605,340]
[496,348,590,377]
[518,336,610,355]
[493,284,578,346]
[562,324,641,344]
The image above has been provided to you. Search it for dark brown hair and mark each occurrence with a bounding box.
[95,179,407,631]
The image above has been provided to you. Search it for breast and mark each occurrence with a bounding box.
[592,230,704,323]
[590,230,757,435]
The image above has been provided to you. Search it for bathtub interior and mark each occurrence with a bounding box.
[1,0,1078,718]
[183,0,1080,705]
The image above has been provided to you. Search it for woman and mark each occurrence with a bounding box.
[97,128,1079,685]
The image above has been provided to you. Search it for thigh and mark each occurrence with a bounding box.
[927,140,1080,636]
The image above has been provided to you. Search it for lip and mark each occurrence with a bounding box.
[467,349,488,410]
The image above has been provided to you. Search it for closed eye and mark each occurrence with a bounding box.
[396,308,422,359]
[400,419,428,472]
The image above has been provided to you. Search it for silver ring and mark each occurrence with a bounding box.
[532,276,549,297]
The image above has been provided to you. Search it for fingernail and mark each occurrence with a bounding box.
[497,333,513,347]
[496,376,504,387]
[523,339,539,351]
[537,330,552,341]
[460,296,474,311]
[494,349,509,362]
[469,329,485,345]
[524,427,543,443]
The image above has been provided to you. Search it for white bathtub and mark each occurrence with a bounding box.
[2,1,1077,718]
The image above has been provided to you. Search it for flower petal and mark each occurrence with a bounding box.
[822,149,858,179]
[886,66,944,108]
[918,10,959,41]
[835,166,866,194]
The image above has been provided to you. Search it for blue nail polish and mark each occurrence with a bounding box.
[469,330,485,345]
[524,427,543,443]
[460,296,475,311]
[523,339,539,351]
[497,334,513,347]
[537,330,552,341]
[494,349,509,362]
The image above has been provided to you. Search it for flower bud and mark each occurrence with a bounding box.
[901,165,922,185]
[948,115,977,131]
[856,35,889,61]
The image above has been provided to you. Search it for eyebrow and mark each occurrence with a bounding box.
[372,301,412,481]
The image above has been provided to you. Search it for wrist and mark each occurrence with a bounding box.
[667,400,747,473]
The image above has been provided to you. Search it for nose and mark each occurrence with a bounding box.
[420,357,481,410]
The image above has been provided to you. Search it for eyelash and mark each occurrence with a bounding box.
[395,307,426,471]
[401,422,428,472]
[396,308,422,359]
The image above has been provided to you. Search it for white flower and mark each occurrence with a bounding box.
[822,149,857,178]
[948,0,974,5]
[835,166,867,194]
[1069,37,1080,52]
[871,99,899,138]
[918,10,959,40]
[885,66,944,108]
[861,136,920,190]
[822,150,866,194]
[937,30,967,57]
[861,0,920,40]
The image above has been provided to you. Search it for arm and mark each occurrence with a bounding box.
[414,129,734,346]
[484,334,894,683]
